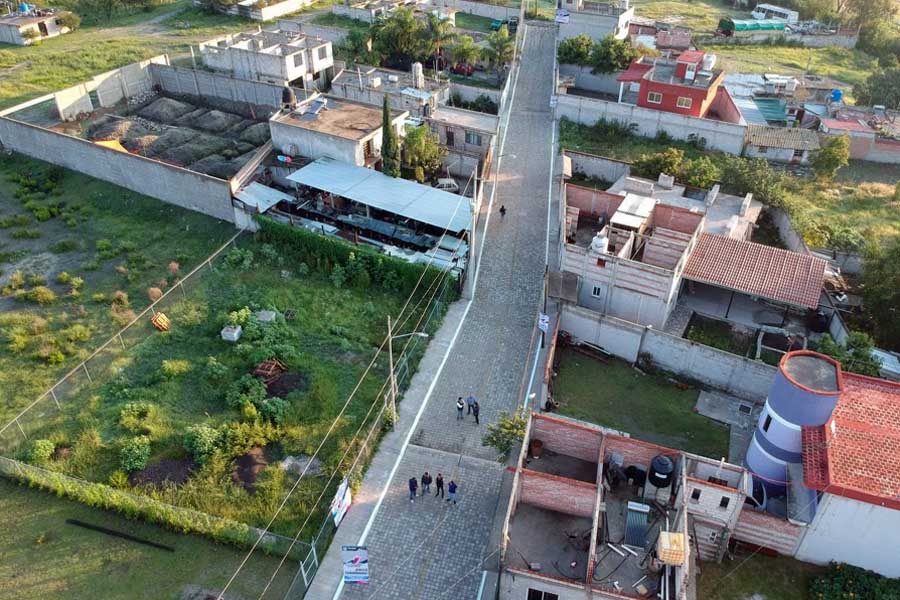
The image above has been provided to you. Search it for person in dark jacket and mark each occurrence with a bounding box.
[421,471,432,496]
[472,401,480,425]
[446,480,458,504]
[408,476,418,502]
[435,473,445,498]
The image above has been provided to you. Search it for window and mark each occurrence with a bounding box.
[446,130,455,147]
[690,488,702,502]
[758,146,768,154]
[647,91,663,104]
[708,531,719,544]
[762,415,772,432]
[527,590,559,600]
[292,53,304,67]
[676,96,693,109]
[318,46,328,60]
[465,131,482,146]
[591,285,603,298]
[719,496,730,509]
[793,148,804,158]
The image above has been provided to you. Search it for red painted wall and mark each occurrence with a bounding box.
[519,468,598,518]
[709,86,743,124]
[637,72,724,118]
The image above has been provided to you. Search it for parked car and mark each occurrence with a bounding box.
[507,16,519,33]
[451,62,475,76]
[434,178,460,193]
[490,18,507,31]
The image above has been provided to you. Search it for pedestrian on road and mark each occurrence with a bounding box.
[435,473,445,498]
[421,471,432,496]
[456,396,465,420]
[408,476,418,502]
[466,394,476,415]
[472,401,480,425]
[447,480,458,505]
[499,205,507,219]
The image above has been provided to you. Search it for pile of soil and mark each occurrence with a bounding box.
[266,370,307,399]
[189,109,244,133]
[88,116,152,141]
[138,97,195,124]
[239,122,271,145]
[129,457,196,487]
[232,446,271,491]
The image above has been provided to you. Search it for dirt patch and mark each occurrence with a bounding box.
[52,446,72,461]
[129,456,196,487]
[266,370,307,398]
[232,446,271,491]
[138,97,196,124]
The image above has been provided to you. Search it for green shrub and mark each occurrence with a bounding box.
[27,273,46,286]
[96,239,116,259]
[120,436,151,472]
[225,374,268,410]
[810,562,900,599]
[119,402,157,434]
[24,286,56,305]
[1,270,25,294]
[330,265,346,288]
[203,356,229,382]
[61,324,91,343]
[227,306,252,326]
[11,228,40,239]
[108,470,130,488]
[224,247,254,269]
[92,292,107,303]
[50,239,80,253]
[26,439,56,465]
[56,271,72,285]
[111,290,129,307]
[183,424,221,465]
[160,358,192,378]
[258,397,288,425]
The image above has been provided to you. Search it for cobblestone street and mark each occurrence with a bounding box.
[307,23,558,600]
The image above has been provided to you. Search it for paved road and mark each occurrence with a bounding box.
[305,23,557,600]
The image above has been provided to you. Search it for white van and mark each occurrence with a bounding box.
[751,3,799,23]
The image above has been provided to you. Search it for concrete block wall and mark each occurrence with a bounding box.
[257,0,316,21]
[558,9,632,41]
[566,150,631,183]
[54,85,93,121]
[0,118,235,223]
[430,0,516,20]
[556,94,747,155]
[559,64,620,95]
[519,469,598,518]
[733,507,804,555]
[450,81,501,105]
[531,414,602,463]
[54,56,166,120]
[278,21,349,44]
[685,478,743,526]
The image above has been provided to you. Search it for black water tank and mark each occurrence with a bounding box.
[648,455,674,488]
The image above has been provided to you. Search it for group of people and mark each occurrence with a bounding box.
[455,395,480,424]
[408,472,458,505]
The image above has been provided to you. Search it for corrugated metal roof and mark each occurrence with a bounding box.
[752,97,787,123]
[287,157,472,233]
[683,233,826,309]
[235,182,293,213]
[819,118,875,133]
[745,124,820,150]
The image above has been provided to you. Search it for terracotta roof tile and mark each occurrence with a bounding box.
[683,234,827,309]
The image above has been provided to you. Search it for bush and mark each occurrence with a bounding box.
[62,324,91,343]
[27,273,46,286]
[558,33,594,65]
[26,439,56,465]
[227,306,252,326]
[161,359,192,378]
[147,287,163,301]
[225,374,268,410]
[680,156,721,189]
[258,397,288,425]
[632,148,685,181]
[119,402,156,434]
[481,409,528,461]
[111,290,129,307]
[183,424,221,465]
[119,436,151,472]
[330,265,347,288]
[56,271,73,285]
[810,562,900,600]
[24,286,56,305]
[224,247,254,270]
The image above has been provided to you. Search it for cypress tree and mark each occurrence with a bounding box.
[380,96,401,177]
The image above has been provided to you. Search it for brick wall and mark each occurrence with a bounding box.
[519,469,598,519]
[733,508,804,555]
[651,204,703,235]
[565,184,624,219]
[603,435,675,469]
[532,414,603,463]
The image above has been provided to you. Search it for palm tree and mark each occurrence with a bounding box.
[484,25,514,85]
[422,12,456,74]
[449,35,480,78]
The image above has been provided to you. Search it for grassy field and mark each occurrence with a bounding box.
[558,118,711,162]
[696,552,825,600]
[0,478,295,599]
[310,12,371,34]
[0,155,234,426]
[455,13,495,33]
[0,1,252,109]
[631,0,743,31]
[685,315,754,358]
[552,347,729,458]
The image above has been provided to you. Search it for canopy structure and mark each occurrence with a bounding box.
[287,157,472,234]
[235,182,293,214]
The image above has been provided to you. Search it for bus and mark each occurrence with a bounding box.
[750,3,799,23]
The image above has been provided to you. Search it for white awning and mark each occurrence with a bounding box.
[235,182,293,213]
[287,157,472,233]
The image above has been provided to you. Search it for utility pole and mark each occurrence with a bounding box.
[387,315,397,419]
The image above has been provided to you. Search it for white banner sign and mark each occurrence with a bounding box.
[341,545,369,584]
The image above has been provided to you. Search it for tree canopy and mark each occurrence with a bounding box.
[380,96,401,177]
[816,332,882,377]
[853,67,900,109]
[402,125,446,181]
[484,25,514,84]
[860,237,900,351]
[811,134,850,180]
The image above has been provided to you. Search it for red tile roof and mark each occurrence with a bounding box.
[616,60,653,83]
[819,118,875,134]
[683,234,827,309]
[676,50,705,64]
[802,374,900,510]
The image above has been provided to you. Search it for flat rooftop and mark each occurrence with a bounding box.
[429,106,498,133]
[333,65,447,95]
[506,504,592,582]
[0,11,63,26]
[782,352,840,392]
[273,97,399,141]
[644,60,721,90]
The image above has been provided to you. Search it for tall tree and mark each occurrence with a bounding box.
[590,35,641,74]
[402,125,446,182]
[380,96,401,178]
[449,35,480,76]
[484,25,514,84]
[422,12,455,73]
[811,134,850,180]
[854,67,900,109]
[860,237,900,351]
[816,332,882,377]
[371,8,426,69]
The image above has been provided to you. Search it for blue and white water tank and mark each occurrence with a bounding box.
[745,351,842,495]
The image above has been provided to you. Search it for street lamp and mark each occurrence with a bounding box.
[386,315,429,422]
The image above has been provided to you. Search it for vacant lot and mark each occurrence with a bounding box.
[0,154,234,426]
[632,0,743,31]
[456,13,495,33]
[696,552,825,600]
[0,478,294,599]
[552,347,729,458]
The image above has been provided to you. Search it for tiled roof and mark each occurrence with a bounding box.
[683,233,826,309]
[677,50,705,64]
[746,124,820,151]
[802,374,900,510]
[819,118,875,134]
[616,60,653,83]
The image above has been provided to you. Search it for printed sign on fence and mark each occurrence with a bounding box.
[341,545,369,584]
[330,478,352,527]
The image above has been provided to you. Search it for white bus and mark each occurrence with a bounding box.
[751,3,799,23]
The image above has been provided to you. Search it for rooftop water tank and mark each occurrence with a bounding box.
[702,53,716,71]
[830,89,843,103]
[590,231,609,254]
[648,455,674,489]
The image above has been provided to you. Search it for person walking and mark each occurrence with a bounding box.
[472,401,480,425]
[499,205,507,219]
[435,473,445,498]
[421,471,432,496]
[456,396,465,420]
[408,476,418,502]
[466,394,476,415]
[446,480,458,505]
